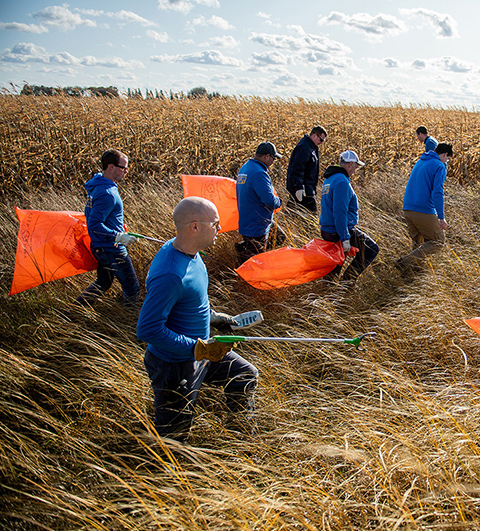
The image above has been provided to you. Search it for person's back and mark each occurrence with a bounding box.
[237,157,280,237]
[403,151,446,217]
[319,165,358,240]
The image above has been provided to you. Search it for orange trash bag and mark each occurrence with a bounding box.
[181,175,238,233]
[465,318,480,336]
[236,239,348,290]
[181,174,281,234]
[9,208,98,296]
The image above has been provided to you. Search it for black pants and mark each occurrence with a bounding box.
[321,227,379,281]
[236,223,286,266]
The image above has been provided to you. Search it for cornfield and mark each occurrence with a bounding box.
[2,94,480,530]
[1,95,479,196]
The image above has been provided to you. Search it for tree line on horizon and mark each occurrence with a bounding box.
[19,84,223,100]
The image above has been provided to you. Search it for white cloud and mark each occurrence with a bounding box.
[188,15,234,31]
[147,30,169,43]
[250,32,351,55]
[157,0,193,14]
[318,11,407,41]
[109,10,156,27]
[150,50,243,67]
[32,5,96,31]
[177,50,243,66]
[399,8,459,38]
[272,73,299,86]
[256,12,281,28]
[204,36,239,49]
[412,59,427,70]
[317,65,340,76]
[0,22,48,34]
[151,50,243,67]
[0,43,144,69]
[287,25,306,37]
[251,51,292,66]
[410,56,473,73]
[368,57,401,69]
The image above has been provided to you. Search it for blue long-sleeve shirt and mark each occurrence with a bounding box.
[84,173,125,252]
[236,158,281,238]
[136,239,210,362]
[403,151,446,218]
[319,165,359,242]
[424,135,438,152]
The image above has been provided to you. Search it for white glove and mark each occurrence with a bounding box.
[342,240,351,253]
[115,232,137,246]
[295,188,305,202]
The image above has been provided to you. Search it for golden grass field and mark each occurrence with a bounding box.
[1,95,480,530]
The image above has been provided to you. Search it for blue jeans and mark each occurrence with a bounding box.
[76,248,140,307]
[144,349,258,440]
[321,227,379,281]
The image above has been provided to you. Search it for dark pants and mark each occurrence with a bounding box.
[144,349,258,441]
[76,248,140,307]
[321,227,379,281]
[236,223,287,265]
[287,193,317,213]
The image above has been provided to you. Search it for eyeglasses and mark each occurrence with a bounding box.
[316,134,325,143]
[114,163,128,170]
[199,220,220,229]
[188,220,221,229]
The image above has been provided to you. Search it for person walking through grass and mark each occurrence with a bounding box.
[319,150,379,284]
[137,197,258,441]
[286,126,327,213]
[236,141,286,265]
[76,149,140,308]
[416,126,438,152]
[395,142,453,274]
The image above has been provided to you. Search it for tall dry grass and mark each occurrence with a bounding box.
[2,95,480,530]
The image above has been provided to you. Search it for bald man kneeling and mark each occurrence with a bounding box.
[137,197,258,441]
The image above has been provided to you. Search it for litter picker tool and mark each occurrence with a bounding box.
[231,310,264,330]
[209,332,376,350]
[127,232,164,243]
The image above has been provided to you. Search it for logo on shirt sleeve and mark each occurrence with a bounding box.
[237,174,247,185]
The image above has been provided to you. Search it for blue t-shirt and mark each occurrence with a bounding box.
[236,158,281,238]
[136,239,210,362]
[403,151,446,218]
[85,173,125,253]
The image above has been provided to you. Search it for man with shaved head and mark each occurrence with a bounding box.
[137,197,258,441]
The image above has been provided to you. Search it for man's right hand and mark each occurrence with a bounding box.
[115,232,137,246]
[439,218,448,230]
[194,339,235,362]
[295,188,305,202]
[342,240,351,253]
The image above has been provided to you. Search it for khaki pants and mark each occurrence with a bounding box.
[398,210,445,268]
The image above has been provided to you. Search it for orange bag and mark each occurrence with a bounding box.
[9,208,97,296]
[181,174,281,234]
[236,239,346,290]
[465,318,480,336]
[181,175,238,233]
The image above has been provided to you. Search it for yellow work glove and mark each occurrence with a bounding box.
[194,339,236,362]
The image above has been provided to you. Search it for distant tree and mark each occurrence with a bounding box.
[188,86,208,99]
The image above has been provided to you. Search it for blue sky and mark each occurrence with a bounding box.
[0,1,478,108]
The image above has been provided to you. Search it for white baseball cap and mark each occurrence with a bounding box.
[340,150,365,166]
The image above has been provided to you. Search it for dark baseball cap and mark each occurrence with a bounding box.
[256,141,282,159]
